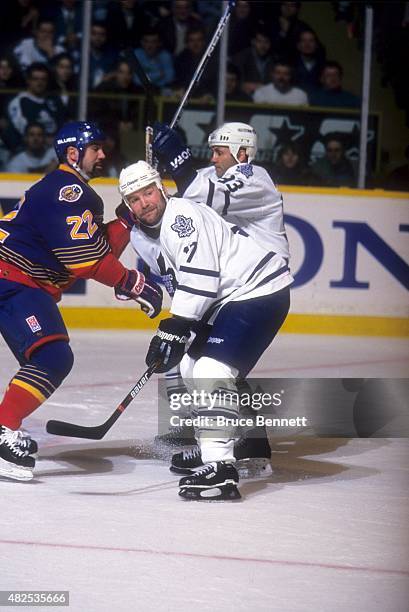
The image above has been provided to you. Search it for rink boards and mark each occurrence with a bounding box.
[0,175,408,336]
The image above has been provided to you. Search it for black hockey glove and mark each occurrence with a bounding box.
[146,316,191,373]
[115,270,163,318]
[115,201,138,230]
[152,122,196,193]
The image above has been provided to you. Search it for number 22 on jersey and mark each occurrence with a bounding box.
[66,210,98,240]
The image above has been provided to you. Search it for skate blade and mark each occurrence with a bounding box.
[179,483,241,502]
[236,458,272,479]
[0,459,34,482]
[171,457,272,477]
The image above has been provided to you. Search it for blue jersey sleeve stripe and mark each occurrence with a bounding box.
[255,265,289,288]
[221,191,230,216]
[177,285,218,298]
[179,265,220,277]
[246,251,276,284]
[206,179,215,207]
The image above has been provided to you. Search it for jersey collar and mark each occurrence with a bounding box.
[58,163,88,184]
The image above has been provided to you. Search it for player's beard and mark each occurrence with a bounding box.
[88,162,104,178]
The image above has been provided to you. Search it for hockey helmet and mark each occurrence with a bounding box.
[54,121,106,164]
[119,161,166,209]
[208,122,257,163]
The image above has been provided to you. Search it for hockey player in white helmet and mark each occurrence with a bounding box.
[121,121,290,457]
[117,159,279,469]
[152,121,289,259]
[208,121,257,165]
[118,160,293,501]
[142,121,290,456]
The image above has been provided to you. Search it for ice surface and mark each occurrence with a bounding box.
[1,331,408,612]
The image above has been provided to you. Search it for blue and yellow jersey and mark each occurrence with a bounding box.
[0,164,121,300]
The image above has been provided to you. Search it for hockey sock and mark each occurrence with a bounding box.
[0,383,42,430]
[0,340,74,429]
[165,367,190,414]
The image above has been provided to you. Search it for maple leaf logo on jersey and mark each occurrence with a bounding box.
[171,215,195,238]
[238,164,253,178]
[59,184,83,202]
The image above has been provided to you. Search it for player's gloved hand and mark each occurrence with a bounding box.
[152,122,196,193]
[146,316,191,373]
[115,270,163,318]
[115,201,138,230]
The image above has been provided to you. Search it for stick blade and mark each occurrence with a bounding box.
[46,419,106,440]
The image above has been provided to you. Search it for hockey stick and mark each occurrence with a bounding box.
[123,48,155,163]
[169,0,236,129]
[46,361,159,440]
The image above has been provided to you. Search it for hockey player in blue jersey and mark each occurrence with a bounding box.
[0,121,162,482]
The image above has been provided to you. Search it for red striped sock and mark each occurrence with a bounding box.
[0,383,42,430]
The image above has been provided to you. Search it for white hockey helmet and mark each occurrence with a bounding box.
[118,161,165,209]
[208,122,257,163]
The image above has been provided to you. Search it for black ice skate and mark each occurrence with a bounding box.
[179,461,241,501]
[0,425,35,481]
[170,427,272,476]
[170,445,203,474]
[154,424,196,448]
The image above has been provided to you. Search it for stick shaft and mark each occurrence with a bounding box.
[169,1,234,129]
[46,362,158,439]
[145,126,153,164]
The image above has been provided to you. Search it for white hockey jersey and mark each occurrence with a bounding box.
[183,163,290,260]
[145,196,293,322]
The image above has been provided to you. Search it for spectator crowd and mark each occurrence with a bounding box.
[0,0,406,190]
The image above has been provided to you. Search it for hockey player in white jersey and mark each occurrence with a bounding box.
[118,122,290,459]
[152,121,289,259]
[118,161,293,501]
[148,121,291,455]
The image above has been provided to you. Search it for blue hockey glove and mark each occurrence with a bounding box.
[152,122,196,193]
[146,316,191,373]
[115,270,163,318]
[115,201,138,230]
